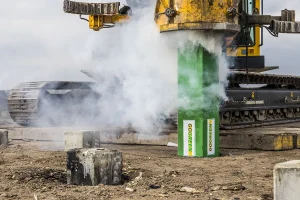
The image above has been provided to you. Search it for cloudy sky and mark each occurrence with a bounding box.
[263,0,300,74]
[0,1,300,89]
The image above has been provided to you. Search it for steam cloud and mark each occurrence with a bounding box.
[64,1,230,134]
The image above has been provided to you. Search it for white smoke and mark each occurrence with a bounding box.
[77,3,178,133]
[71,1,229,134]
[167,31,229,112]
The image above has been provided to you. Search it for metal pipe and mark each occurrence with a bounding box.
[260,0,264,46]
[260,27,264,46]
[79,15,89,22]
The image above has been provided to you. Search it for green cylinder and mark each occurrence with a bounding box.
[177,43,220,158]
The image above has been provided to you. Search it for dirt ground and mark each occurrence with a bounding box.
[1,139,299,200]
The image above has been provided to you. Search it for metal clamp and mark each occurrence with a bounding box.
[226,97,264,105]
[285,97,300,104]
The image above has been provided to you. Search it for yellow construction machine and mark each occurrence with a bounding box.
[7,0,300,130]
[61,0,300,129]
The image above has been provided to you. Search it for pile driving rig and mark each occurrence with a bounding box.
[7,0,300,130]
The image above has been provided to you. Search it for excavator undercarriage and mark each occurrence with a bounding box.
[222,73,300,129]
[8,72,300,129]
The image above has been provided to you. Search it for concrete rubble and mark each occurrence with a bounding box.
[67,148,122,186]
[64,131,100,151]
[274,160,300,200]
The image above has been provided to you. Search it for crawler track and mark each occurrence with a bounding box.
[8,82,46,126]
[228,71,300,85]
[8,72,300,128]
[218,72,300,129]
[7,81,98,126]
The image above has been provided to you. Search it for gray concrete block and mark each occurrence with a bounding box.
[64,131,100,151]
[67,148,122,186]
[0,131,8,145]
[274,160,300,200]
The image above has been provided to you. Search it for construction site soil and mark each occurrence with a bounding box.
[1,126,300,200]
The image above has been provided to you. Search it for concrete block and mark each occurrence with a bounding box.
[274,160,300,200]
[67,148,122,185]
[8,127,66,141]
[8,127,177,146]
[64,131,100,151]
[0,131,8,145]
[100,131,177,145]
[220,132,293,151]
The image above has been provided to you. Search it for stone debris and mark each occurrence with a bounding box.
[179,187,201,194]
[211,183,246,191]
[149,184,161,189]
[127,172,143,186]
[157,194,169,198]
[125,187,135,192]
[167,142,178,147]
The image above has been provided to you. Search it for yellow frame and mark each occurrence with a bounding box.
[89,14,129,31]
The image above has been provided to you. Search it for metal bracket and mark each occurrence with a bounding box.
[225,97,264,105]
[285,97,300,104]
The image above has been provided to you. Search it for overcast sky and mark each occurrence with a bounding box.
[0,1,300,89]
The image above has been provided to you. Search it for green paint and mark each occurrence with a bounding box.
[178,43,220,158]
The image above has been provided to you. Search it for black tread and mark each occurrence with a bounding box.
[230,72,300,85]
[7,81,96,126]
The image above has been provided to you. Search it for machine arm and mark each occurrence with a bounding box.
[240,8,300,35]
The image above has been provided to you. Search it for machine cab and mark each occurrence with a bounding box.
[226,0,265,72]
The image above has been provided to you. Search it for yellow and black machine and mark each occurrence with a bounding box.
[7,0,300,130]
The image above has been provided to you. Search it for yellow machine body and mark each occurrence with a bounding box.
[236,26,260,56]
[226,0,261,57]
[154,0,240,33]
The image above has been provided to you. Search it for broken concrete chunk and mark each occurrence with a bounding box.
[211,183,246,191]
[274,160,300,200]
[179,187,201,194]
[167,142,178,147]
[125,187,135,192]
[64,131,100,151]
[67,148,122,186]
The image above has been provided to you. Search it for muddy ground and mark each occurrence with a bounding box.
[1,138,299,200]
